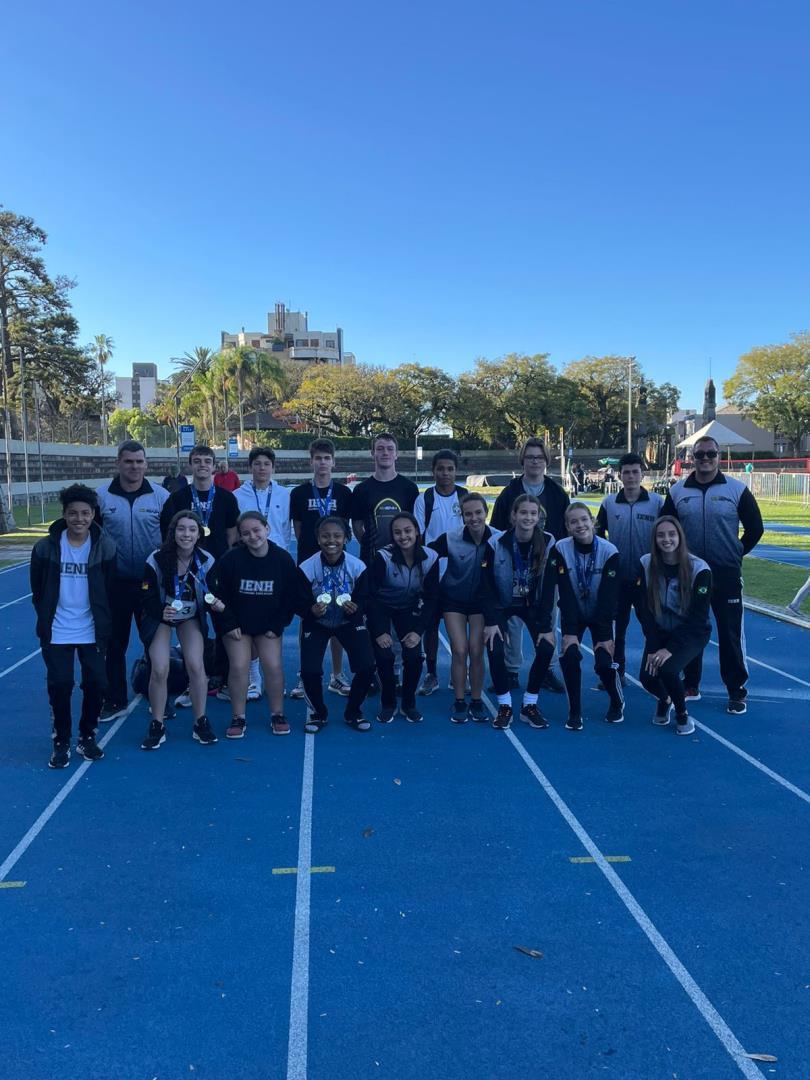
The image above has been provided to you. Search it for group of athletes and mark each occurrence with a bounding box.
[30,428,764,768]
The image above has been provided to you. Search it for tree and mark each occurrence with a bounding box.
[386,363,455,438]
[285,364,392,437]
[249,350,287,435]
[215,347,255,442]
[561,355,642,447]
[86,334,114,445]
[724,333,810,454]
[173,346,215,375]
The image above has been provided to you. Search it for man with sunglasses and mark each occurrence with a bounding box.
[662,435,763,714]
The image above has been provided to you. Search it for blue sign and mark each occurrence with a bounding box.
[228,436,239,456]
[179,424,195,453]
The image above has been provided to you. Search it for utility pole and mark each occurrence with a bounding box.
[627,355,636,453]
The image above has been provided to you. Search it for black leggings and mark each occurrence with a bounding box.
[43,642,107,741]
[372,610,424,709]
[300,621,374,720]
[639,631,711,715]
[559,622,623,715]
[486,608,553,695]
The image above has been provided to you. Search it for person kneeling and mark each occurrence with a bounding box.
[634,517,712,736]
[296,516,375,732]
[140,511,218,750]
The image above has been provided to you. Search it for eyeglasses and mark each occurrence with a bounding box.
[523,455,546,463]
[693,450,718,460]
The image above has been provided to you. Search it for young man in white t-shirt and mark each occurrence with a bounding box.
[413,450,467,694]
[30,485,118,768]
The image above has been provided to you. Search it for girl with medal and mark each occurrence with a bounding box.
[633,516,712,736]
[209,510,298,738]
[295,516,375,733]
[544,502,623,730]
[368,512,440,724]
[482,495,556,730]
[140,511,219,750]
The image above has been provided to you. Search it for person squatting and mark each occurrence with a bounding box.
[32,436,761,768]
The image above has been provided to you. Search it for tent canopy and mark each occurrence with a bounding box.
[676,420,752,449]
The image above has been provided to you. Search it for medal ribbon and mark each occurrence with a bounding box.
[512,537,531,596]
[314,480,333,519]
[191,487,214,528]
[322,558,349,596]
[253,482,272,519]
[575,537,598,602]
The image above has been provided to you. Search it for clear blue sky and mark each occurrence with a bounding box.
[5,0,809,411]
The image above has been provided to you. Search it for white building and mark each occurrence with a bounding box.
[116,363,158,410]
[221,302,355,366]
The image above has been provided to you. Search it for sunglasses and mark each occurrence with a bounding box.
[694,450,718,460]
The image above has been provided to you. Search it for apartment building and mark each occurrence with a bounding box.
[115,363,158,410]
[221,302,355,365]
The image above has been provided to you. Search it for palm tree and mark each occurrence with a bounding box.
[173,346,214,375]
[89,334,114,445]
[250,350,287,435]
[190,368,219,444]
[215,347,255,443]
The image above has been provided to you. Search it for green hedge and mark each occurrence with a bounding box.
[244,432,488,451]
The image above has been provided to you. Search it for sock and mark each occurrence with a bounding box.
[497,693,511,706]
[249,659,262,684]
[522,692,538,706]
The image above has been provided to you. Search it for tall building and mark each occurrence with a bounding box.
[221,302,355,366]
[702,378,717,423]
[116,363,158,410]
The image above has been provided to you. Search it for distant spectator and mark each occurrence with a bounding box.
[162,464,188,493]
[214,460,241,492]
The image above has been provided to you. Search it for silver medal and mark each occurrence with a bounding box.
[316,592,332,606]
[171,599,184,612]
[336,593,352,607]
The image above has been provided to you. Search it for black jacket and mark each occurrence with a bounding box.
[30,521,117,645]
[490,475,570,539]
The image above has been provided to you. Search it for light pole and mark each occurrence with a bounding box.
[626,355,636,453]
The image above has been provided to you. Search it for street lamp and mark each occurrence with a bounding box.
[626,355,636,453]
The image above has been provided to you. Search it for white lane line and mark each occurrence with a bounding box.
[0,592,31,611]
[286,732,315,1080]
[504,730,765,1080]
[0,696,141,882]
[0,561,27,576]
[0,648,42,680]
[583,646,810,807]
[708,640,810,690]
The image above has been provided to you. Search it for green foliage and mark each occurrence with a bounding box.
[724,333,810,454]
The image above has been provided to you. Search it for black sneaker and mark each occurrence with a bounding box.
[376,707,396,725]
[604,704,624,724]
[492,705,513,730]
[726,698,747,715]
[193,716,218,744]
[675,713,696,735]
[403,707,423,724]
[652,700,672,726]
[468,699,488,723]
[519,703,549,729]
[565,713,583,731]
[77,735,104,761]
[541,669,566,694]
[450,698,469,724]
[48,741,70,769]
[141,719,167,750]
[684,686,701,702]
[99,701,126,723]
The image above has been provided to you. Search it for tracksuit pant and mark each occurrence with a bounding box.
[301,622,375,722]
[639,630,711,716]
[105,578,143,706]
[559,622,623,716]
[43,642,107,742]
[487,608,554,696]
[612,581,637,678]
[683,565,748,696]
[371,610,424,710]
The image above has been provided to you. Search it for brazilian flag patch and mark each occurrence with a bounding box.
[697,585,708,594]
[607,570,616,577]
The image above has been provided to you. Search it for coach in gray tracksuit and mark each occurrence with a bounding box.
[661,435,763,713]
[95,440,169,717]
[596,453,664,679]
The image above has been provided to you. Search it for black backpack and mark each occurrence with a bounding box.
[423,485,468,531]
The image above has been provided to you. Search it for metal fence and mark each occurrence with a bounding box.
[726,471,810,506]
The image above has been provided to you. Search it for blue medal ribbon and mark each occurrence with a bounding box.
[190,487,214,528]
[322,557,349,597]
[314,480,334,519]
[575,537,598,602]
[512,537,531,597]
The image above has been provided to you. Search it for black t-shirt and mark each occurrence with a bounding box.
[160,485,240,561]
[350,474,419,565]
[290,480,354,564]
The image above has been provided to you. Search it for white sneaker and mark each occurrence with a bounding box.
[652,701,672,726]
[290,679,306,700]
[247,682,262,702]
[675,714,696,736]
[175,692,193,708]
[328,673,352,696]
[216,686,231,702]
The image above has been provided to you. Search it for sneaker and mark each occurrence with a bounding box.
[403,706,423,724]
[193,716,218,744]
[99,701,126,723]
[247,682,262,702]
[726,698,747,715]
[520,703,549,729]
[48,741,71,769]
[653,700,672,726]
[418,673,439,696]
[376,707,396,725]
[788,602,804,617]
[226,717,247,739]
[290,679,306,700]
[175,691,193,709]
[492,705,513,730]
[345,713,371,731]
[450,698,469,724]
[675,713,696,735]
[604,704,624,724]
[216,686,231,702]
[141,720,167,750]
[468,699,488,723]
[541,669,566,694]
[76,735,104,761]
[271,714,291,736]
[684,687,701,702]
[328,673,352,697]
[565,713,583,731]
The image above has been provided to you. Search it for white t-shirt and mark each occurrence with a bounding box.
[51,534,95,645]
[413,487,465,544]
[235,481,291,551]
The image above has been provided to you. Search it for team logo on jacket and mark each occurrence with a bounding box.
[239,579,274,594]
